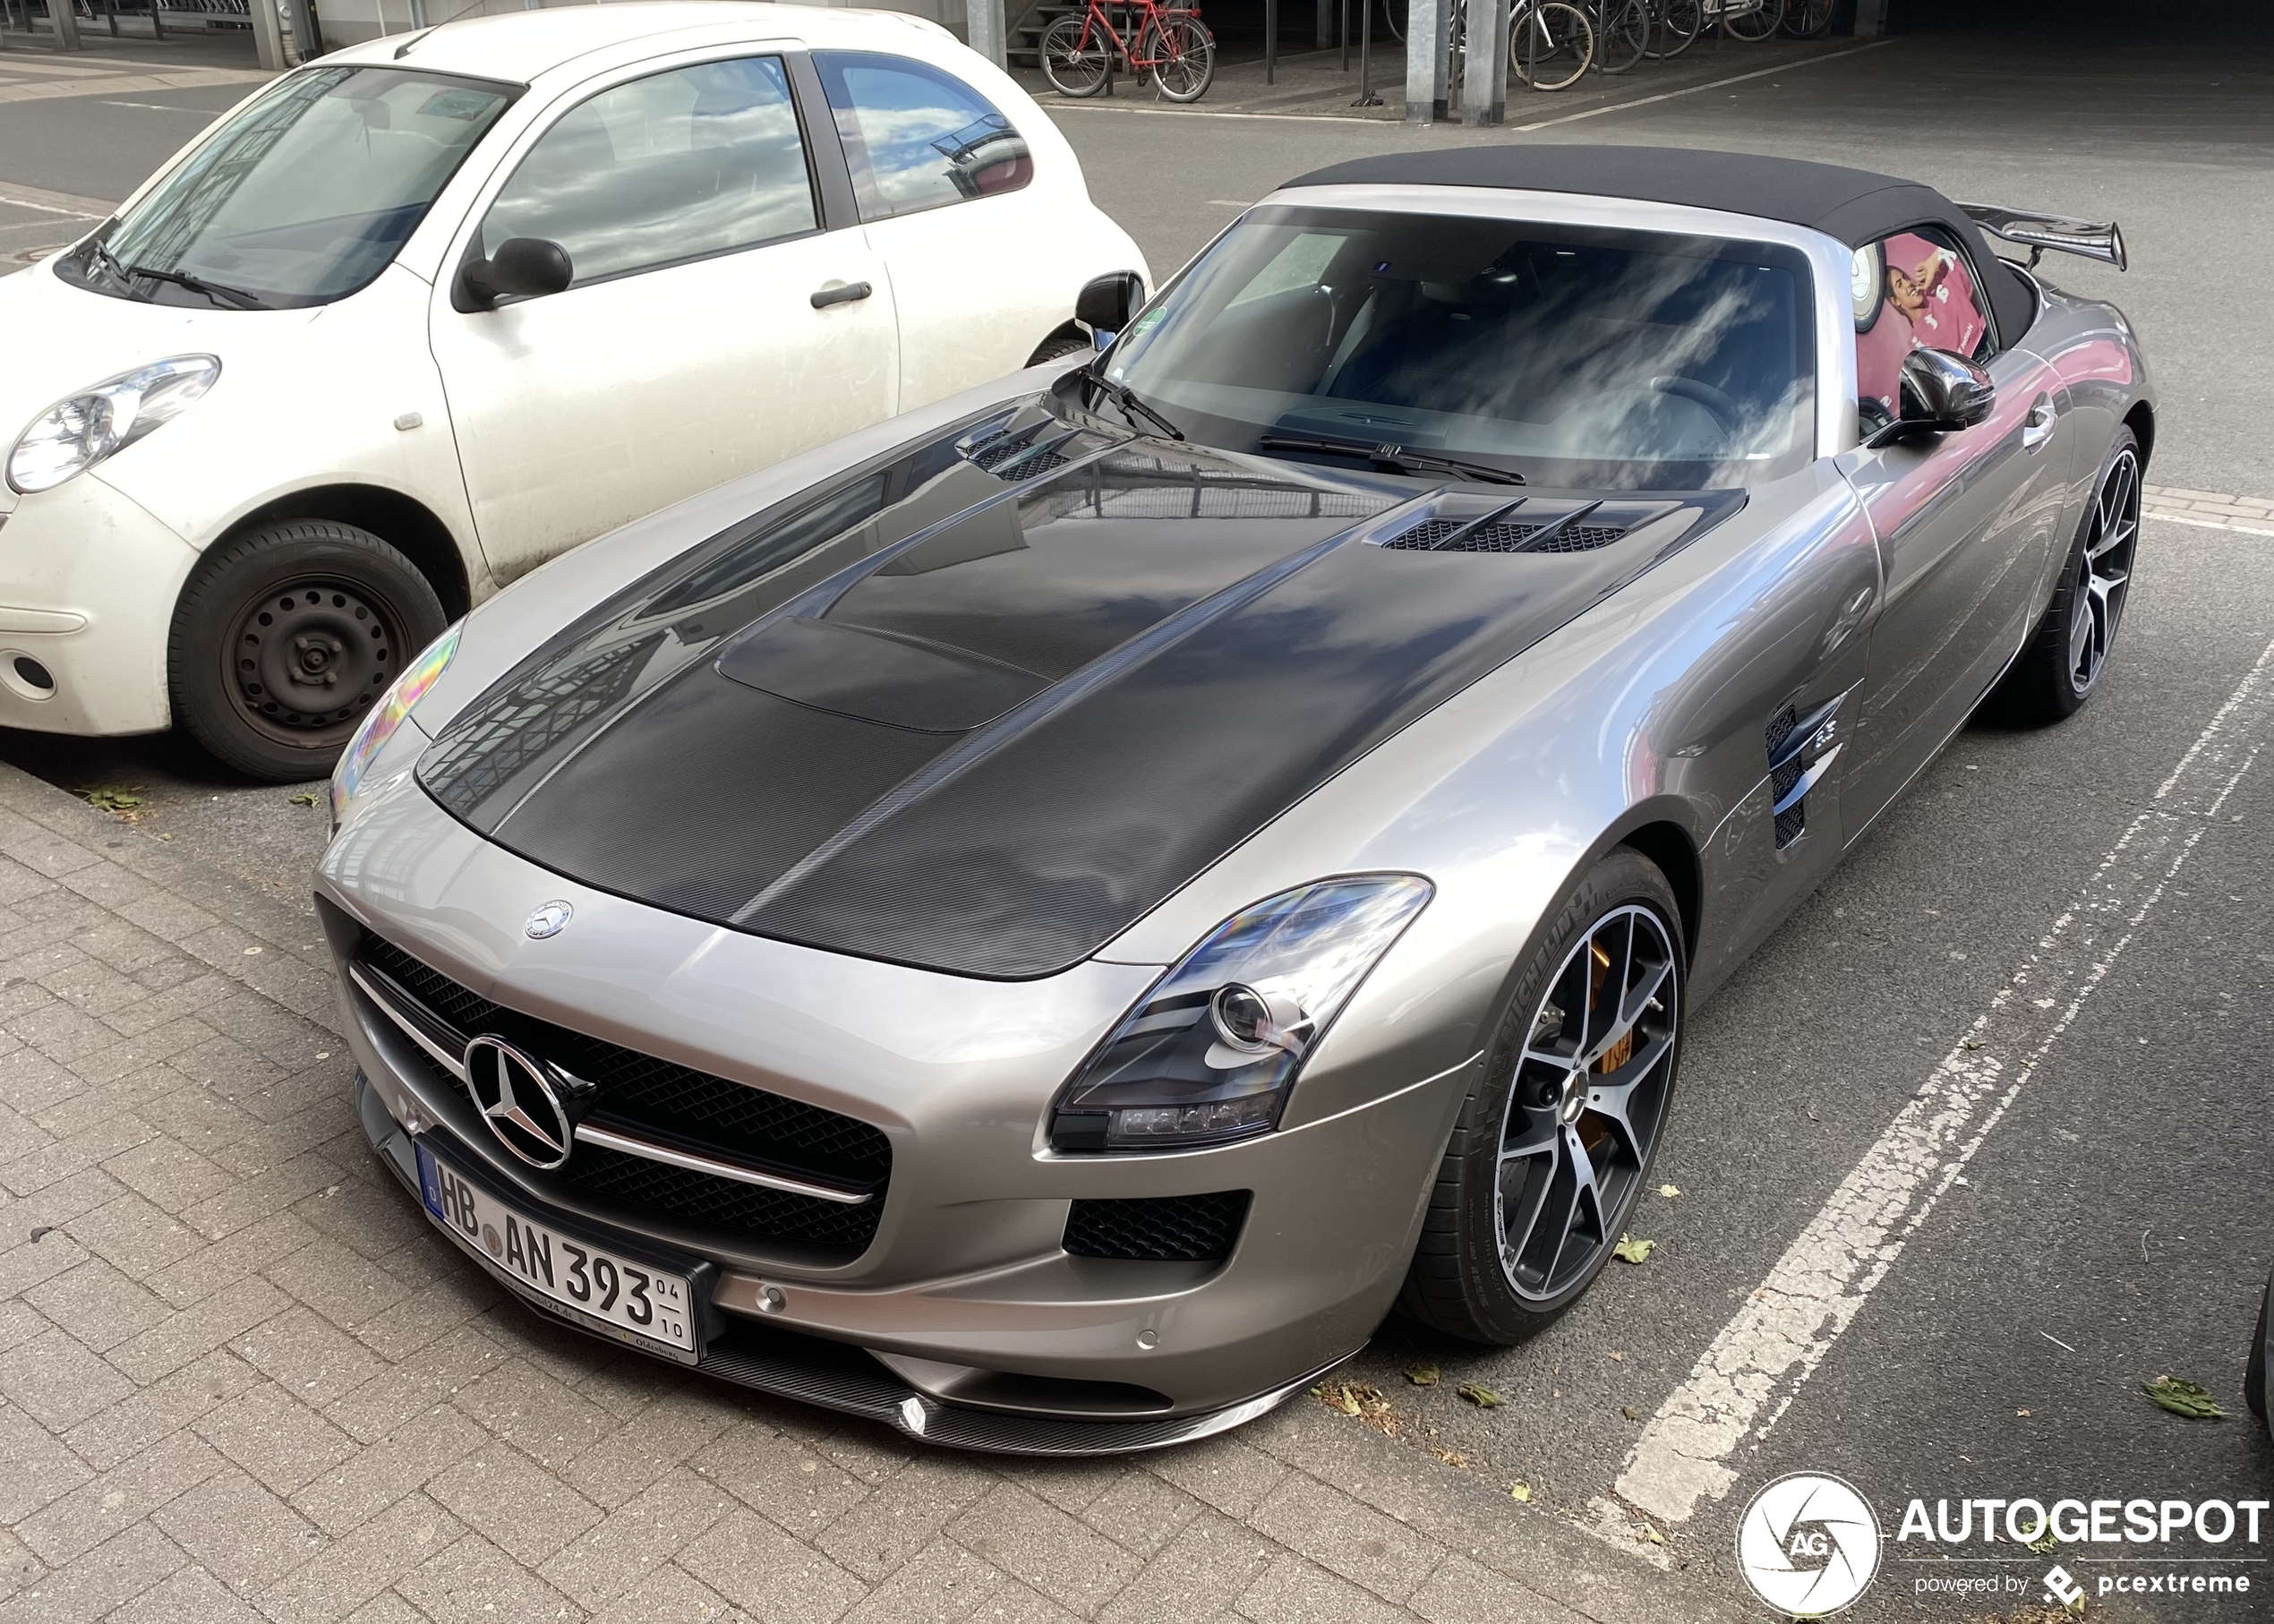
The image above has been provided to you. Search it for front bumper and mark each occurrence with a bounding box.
[0,474,197,735]
[358,1076,1369,1454]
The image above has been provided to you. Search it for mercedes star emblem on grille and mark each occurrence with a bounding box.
[465,1035,576,1169]
[525,900,573,938]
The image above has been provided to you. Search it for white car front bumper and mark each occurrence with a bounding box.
[0,473,199,736]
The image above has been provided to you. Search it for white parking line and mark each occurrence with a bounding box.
[1508,39,1890,133]
[1614,628,2274,1526]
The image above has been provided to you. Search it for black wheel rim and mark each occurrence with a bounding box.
[226,577,404,749]
[1494,904,1678,1303]
[2068,447,2139,697]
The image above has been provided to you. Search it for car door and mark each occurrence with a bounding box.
[429,50,896,583]
[810,49,1070,413]
[1835,226,2067,836]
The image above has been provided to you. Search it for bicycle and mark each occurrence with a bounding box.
[1587,0,1649,73]
[1638,0,1701,58]
[1781,0,1834,36]
[1041,0,1217,102]
[1706,0,1783,41]
[1510,0,1593,89]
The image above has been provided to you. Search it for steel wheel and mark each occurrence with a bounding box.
[1494,904,1677,1303]
[1643,0,1701,56]
[1511,0,1593,90]
[2067,443,2139,697]
[1040,14,1113,98]
[1399,849,1684,1341]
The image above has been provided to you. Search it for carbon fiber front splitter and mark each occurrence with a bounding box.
[357,1074,1345,1455]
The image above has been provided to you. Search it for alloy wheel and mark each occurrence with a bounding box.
[1493,903,1677,1303]
[2068,446,2139,697]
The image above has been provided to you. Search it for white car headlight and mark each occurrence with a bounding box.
[329,622,460,826]
[1048,875,1432,1152]
[7,355,220,495]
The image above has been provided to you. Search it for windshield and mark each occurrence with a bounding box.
[1100,206,1816,489]
[56,66,515,311]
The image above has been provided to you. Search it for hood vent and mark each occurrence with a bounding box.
[1381,517,1630,554]
[964,423,1076,483]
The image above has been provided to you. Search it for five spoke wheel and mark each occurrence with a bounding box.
[2068,444,2139,698]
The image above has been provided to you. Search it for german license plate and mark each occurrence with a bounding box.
[415,1142,696,1353]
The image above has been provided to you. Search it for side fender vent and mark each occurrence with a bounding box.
[1766,695,1845,850]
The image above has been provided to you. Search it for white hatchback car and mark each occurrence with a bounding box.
[0,3,1146,779]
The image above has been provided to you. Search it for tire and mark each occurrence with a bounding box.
[2246,1278,2269,1432]
[1147,15,1215,101]
[169,519,449,782]
[1988,428,2141,726]
[1510,0,1593,90]
[1398,848,1685,1342]
[1382,0,1405,42]
[1025,328,1095,367]
[1643,0,1700,57]
[1040,14,1113,98]
[1781,0,1835,35]
[1595,0,1649,73]
[1722,0,1784,39]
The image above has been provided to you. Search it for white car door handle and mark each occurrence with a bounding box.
[2021,392,2056,453]
[810,280,873,310]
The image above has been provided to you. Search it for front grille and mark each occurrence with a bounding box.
[1064,1191,1251,1262]
[1380,517,1626,554]
[356,932,889,1252]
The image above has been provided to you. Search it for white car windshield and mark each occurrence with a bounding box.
[57,65,515,311]
[1101,206,1817,489]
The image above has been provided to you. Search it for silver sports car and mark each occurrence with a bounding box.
[318,147,2149,1453]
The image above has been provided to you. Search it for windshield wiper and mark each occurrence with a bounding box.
[119,262,269,311]
[1085,373,1184,440]
[1258,434,1524,486]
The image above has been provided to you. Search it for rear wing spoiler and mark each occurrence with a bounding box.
[1958,202,2127,271]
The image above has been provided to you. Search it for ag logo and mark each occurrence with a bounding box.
[1735,1472,1882,1617]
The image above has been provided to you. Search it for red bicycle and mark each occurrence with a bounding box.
[1041,0,1216,103]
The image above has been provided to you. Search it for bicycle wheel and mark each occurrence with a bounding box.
[1381,0,1404,41]
[1510,0,1592,90]
[1146,14,1215,100]
[1722,0,1783,40]
[1595,0,1648,73]
[1781,0,1834,35]
[1040,13,1114,97]
[1641,0,1700,57]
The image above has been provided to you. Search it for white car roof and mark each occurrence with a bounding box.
[324,2,952,84]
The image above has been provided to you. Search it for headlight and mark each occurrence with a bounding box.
[329,622,459,825]
[1048,875,1432,1152]
[7,355,220,494]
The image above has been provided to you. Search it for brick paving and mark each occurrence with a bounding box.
[0,761,1739,1624]
[2142,483,2274,534]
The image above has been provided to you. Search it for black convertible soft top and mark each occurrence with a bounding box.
[1283,144,2034,343]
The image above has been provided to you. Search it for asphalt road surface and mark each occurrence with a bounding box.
[3,4,2270,1618]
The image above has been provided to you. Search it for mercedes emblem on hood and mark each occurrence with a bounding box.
[465,1035,577,1169]
[525,900,573,939]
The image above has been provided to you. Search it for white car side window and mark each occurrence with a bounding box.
[812,51,1032,222]
[483,56,817,286]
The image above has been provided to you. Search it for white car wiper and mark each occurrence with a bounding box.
[1258,434,1525,486]
[118,261,270,311]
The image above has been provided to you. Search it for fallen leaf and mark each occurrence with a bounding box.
[2015,1408,2030,1417]
[1457,1383,1504,1409]
[2027,1529,2060,1555]
[1622,1406,1639,1421]
[79,784,146,816]
[1658,1184,1680,1198]
[1405,1363,1440,1387]
[1429,1446,1472,1469]
[1509,1482,1532,1502]
[2142,1375,2226,1418]
[1612,1235,1656,1265]
[1607,1351,1626,1363]
[1312,1382,1361,1416]
[1640,1524,1667,1546]
[288,791,321,807]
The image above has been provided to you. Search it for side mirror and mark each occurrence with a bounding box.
[458,237,573,311]
[1879,347,1995,442]
[1074,270,1144,342]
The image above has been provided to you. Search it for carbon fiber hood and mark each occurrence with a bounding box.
[418,401,1738,978]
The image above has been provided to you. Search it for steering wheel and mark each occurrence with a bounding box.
[1647,375,1741,433]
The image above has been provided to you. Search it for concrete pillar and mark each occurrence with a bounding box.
[281,0,321,60]
[250,0,286,70]
[1460,0,1508,124]
[1317,0,1331,48]
[47,0,83,50]
[1851,0,1887,35]
[967,0,1007,68]
[1404,0,1448,122]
